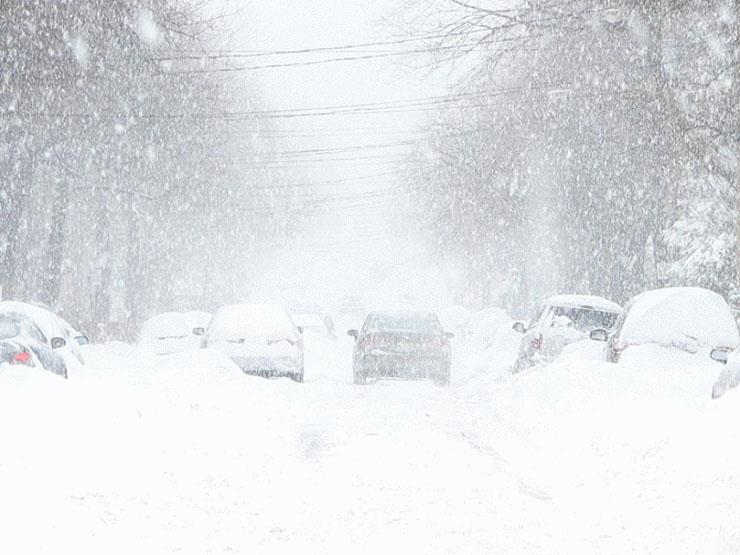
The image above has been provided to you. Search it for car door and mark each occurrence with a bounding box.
[23,321,65,376]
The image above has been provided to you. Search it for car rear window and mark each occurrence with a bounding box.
[367,313,442,333]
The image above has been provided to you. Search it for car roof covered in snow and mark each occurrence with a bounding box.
[620,287,740,349]
[546,295,622,313]
[141,312,193,338]
[0,301,69,340]
[208,303,296,339]
[291,313,327,329]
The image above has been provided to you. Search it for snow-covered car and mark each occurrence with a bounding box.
[348,311,453,386]
[0,310,69,378]
[202,304,304,382]
[591,287,740,364]
[0,301,87,368]
[140,312,203,355]
[465,306,513,351]
[513,295,622,371]
[337,295,367,329]
[291,313,335,341]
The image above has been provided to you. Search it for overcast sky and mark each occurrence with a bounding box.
[216,1,455,306]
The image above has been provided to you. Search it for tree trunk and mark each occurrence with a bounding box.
[41,179,69,306]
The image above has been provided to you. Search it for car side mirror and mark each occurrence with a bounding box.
[589,329,609,342]
[51,337,67,349]
[512,322,526,334]
[347,329,359,339]
[297,326,304,335]
[445,332,455,339]
[710,348,730,365]
[75,335,89,346]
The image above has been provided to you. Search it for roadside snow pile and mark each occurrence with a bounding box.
[4,331,740,553]
[619,287,739,350]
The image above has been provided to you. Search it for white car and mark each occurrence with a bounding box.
[140,312,202,355]
[0,301,87,369]
[202,304,304,382]
[291,313,334,341]
[513,295,622,371]
[590,287,740,363]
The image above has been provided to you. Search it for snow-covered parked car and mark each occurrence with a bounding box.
[513,295,622,371]
[590,287,740,364]
[0,301,87,369]
[465,306,513,352]
[0,309,71,378]
[202,304,304,382]
[348,311,453,386]
[140,312,203,355]
[291,313,335,341]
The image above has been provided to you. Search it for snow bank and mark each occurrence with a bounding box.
[619,287,740,350]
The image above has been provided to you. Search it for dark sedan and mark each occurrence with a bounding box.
[348,311,453,386]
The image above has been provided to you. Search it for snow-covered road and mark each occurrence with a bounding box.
[2,338,740,553]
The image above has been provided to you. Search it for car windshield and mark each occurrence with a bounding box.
[0,315,22,340]
[550,306,619,332]
[367,313,441,333]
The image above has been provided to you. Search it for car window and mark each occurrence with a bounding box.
[528,304,546,329]
[25,322,48,344]
[550,306,620,332]
[367,313,442,333]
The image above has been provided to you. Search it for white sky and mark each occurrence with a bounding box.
[215,1,456,307]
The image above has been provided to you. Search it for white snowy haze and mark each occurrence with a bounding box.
[216,0,457,311]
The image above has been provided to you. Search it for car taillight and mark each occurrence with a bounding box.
[12,351,31,365]
[531,335,542,350]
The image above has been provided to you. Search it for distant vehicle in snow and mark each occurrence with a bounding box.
[512,295,622,371]
[0,310,70,378]
[202,304,304,382]
[465,306,513,351]
[291,313,336,341]
[590,287,739,364]
[140,312,203,355]
[348,310,453,386]
[337,295,367,328]
[438,304,471,340]
[0,301,87,369]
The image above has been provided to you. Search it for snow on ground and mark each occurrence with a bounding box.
[2,332,740,553]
